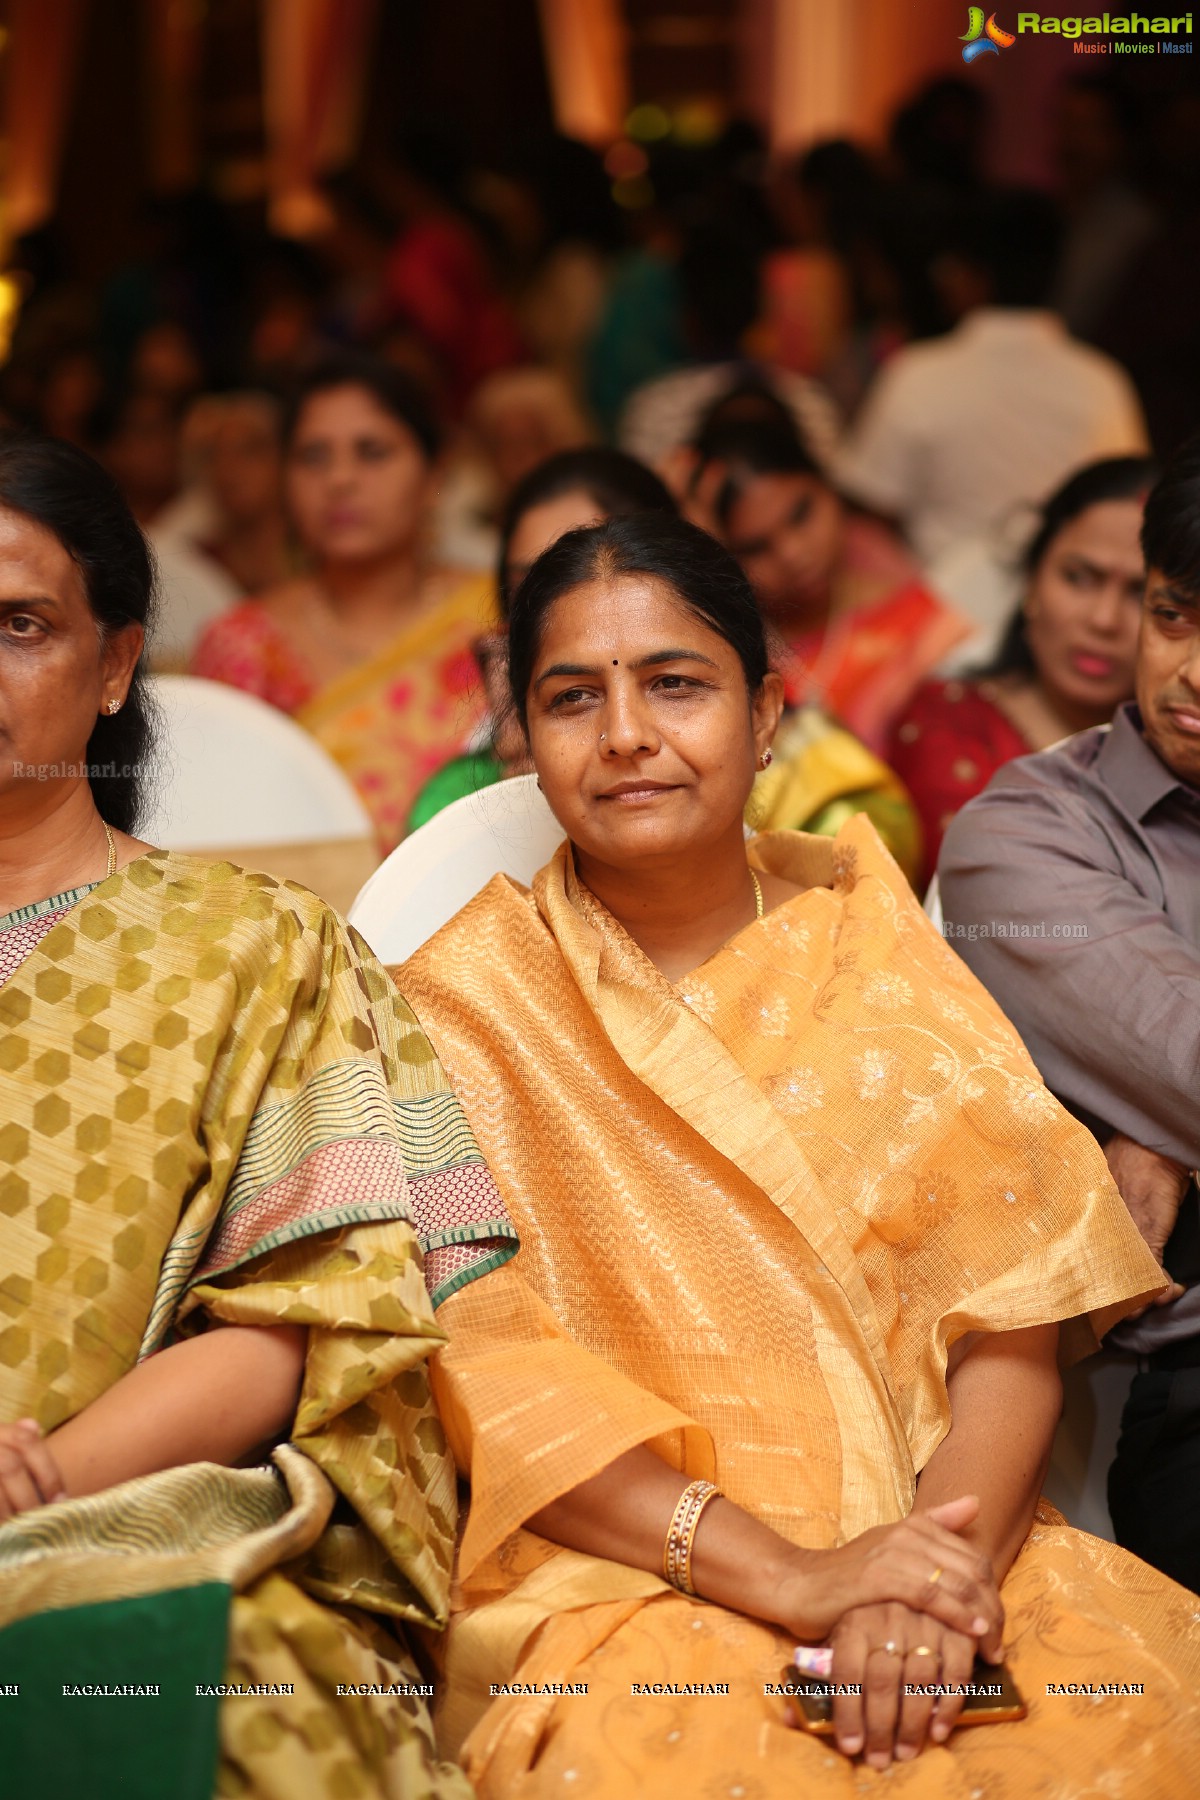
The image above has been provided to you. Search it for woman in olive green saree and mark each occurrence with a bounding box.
[0,433,503,1799]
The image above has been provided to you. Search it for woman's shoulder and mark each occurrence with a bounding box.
[397,872,545,996]
[122,849,364,949]
[891,679,1026,753]
[190,586,315,709]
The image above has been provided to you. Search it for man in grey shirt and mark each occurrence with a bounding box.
[940,439,1200,1592]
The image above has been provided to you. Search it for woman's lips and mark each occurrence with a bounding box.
[1070,652,1117,680]
[598,784,677,802]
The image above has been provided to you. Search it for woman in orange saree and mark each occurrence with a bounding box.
[191,354,492,850]
[396,513,1200,1798]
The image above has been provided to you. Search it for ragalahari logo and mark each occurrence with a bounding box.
[961,7,1017,59]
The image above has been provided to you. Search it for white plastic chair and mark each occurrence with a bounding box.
[142,675,378,913]
[349,773,564,965]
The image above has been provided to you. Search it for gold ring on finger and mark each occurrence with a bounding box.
[869,1640,902,1657]
[928,1566,944,1585]
[910,1646,938,1658]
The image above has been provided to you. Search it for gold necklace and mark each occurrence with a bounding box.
[750,868,764,919]
[103,821,117,880]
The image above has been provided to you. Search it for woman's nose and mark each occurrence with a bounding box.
[601,682,659,755]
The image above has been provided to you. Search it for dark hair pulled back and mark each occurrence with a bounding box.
[689,417,827,534]
[0,431,157,832]
[281,351,441,461]
[498,448,677,617]
[507,512,769,731]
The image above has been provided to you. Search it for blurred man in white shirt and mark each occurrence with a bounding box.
[836,189,1148,568]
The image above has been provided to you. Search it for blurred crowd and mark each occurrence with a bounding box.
[3,70,1197,875]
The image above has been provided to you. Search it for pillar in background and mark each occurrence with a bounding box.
[261,0,379,237]
[751,0,969,154]
[2,0,90,242]
[536,0,629,147]
[142,0,205,195]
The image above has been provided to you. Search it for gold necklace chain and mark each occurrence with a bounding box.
[750,868,764,920]
[103,821,117,880]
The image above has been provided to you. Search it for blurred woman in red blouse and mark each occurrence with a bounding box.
[888,455,1157,888]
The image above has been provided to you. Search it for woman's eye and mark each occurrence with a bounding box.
[654,674,698,693]
[548,687,592,708]
[293,444,328,469]
[357,439,392,462]
[2,614,43,637]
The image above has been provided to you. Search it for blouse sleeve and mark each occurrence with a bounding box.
[433,1262,714,1582]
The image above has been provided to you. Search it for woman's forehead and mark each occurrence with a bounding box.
[0,506,84,600]
[534,572,727,659]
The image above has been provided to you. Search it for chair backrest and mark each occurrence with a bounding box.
[143,675,374,848]
[349,773,564,964]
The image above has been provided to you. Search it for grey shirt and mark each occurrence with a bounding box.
[939,703,1200,1349]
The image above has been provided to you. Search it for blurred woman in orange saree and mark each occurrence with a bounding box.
[192,355,491,850]
[398,514,1199,1799]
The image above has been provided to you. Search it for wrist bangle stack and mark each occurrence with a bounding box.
[663,1478,722,1595]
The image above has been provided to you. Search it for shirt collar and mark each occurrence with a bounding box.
[1098,702,1195,821]
[957,307,1064,342]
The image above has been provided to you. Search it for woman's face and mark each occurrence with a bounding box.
[504,489,609,596]
[0,506,141,825]
[208,408,283,526]
[525,572,782,873]
[286,383,432,565]
[722,471,844,618]
[1025,497,1145,716]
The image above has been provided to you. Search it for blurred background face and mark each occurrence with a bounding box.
[1024,497,1145,716]
[286,383,431,564]
[101,391,182,521]
[504,488,608,594]
[721,470,844,617]
[207,404,283,527]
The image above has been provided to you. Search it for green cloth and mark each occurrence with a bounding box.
[0,1581,228,1800]
[407,748,505,832]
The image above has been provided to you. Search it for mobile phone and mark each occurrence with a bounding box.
[779,1656,1027,1736]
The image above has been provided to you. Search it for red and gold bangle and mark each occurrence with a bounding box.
[663,1479,721,1595]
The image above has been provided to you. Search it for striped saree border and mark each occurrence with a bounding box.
[142,1067,515,1347]
[404,1162,519,1308]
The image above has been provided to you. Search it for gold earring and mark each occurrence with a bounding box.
[107,699,121,716]
[758,749,773,769]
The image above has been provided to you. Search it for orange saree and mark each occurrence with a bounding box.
[398,819,1200,1798]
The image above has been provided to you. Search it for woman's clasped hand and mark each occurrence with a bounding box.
[775,1492,1003,1766]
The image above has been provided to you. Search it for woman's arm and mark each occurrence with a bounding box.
[529,1445,1003,1651]
[44,1324,306,1501]
[912,1320,1062,1580]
